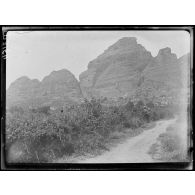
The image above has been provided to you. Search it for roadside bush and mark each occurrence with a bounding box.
[149,123,188,162]
[158,132,181,152]
[30,106,51,115]
[123,116,143,129]
[9,106,24,114]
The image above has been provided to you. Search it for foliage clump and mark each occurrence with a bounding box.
[6,98,176,162]
[148,121,188,162]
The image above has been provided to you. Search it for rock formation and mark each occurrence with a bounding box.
[7,76,41,107]
[79,37,153,98]
[79,37,189,104]
[177,53,190,104]
[137,47,181,100]
[7,69,83,108]
[7,37,189,108]
[40,69,83,106]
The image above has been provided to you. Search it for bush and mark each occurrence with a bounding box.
[125,100,134,111]
[62,143,75,156]
[9,106,24,114]
[31,106,51,114]
[6,98,178,162]
[149,123,188,162]
[158,133,181,152]
[123,117,143,129]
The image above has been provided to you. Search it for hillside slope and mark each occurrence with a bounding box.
[7,37,189,108]
[7,69,83,108]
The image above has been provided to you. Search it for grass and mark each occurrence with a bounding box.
[148,120,189,162]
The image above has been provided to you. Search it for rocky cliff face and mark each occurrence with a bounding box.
[79,37,189,103]
[142,47,179,87]
[177,53,190,103]
[79,37,153,98]
[137,47,182,100]
[7,69,83,108]
[40,69,83,106]
[7,37,189,108]
[138,50,190,103]
[7,77,41,107]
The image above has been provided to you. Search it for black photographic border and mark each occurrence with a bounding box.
[1,25,194,171]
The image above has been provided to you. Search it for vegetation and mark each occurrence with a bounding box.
[148,119,188,162]
[6,98,176,163]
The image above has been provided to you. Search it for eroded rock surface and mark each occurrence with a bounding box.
[7,69,83,108]
[79,37,153,98]
[7,37,190,108]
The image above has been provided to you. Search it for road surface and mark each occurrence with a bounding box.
[78,118,176,163]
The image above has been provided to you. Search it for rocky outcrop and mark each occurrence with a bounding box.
[137,47,181,100]
[79,37,153,98]
[138,49,190,103]
[177,53,190,103]
[142,47,179,86]
[178,52,190,86]
[40,69,83,106]
[7,69,83,108]
[7,37,189,108]
[7,77,41,107]
[79,37,189,103]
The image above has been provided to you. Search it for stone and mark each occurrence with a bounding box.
[7,69,83,108]
[79,37,153,98]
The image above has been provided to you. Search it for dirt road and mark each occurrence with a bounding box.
[78,118,176,163]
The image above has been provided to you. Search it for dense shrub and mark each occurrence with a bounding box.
[6,98,176,162]
[8,106,24,114]
[30,106,50,114]
[148,122,188,162]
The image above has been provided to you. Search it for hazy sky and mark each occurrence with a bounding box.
[6,30,190,88]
